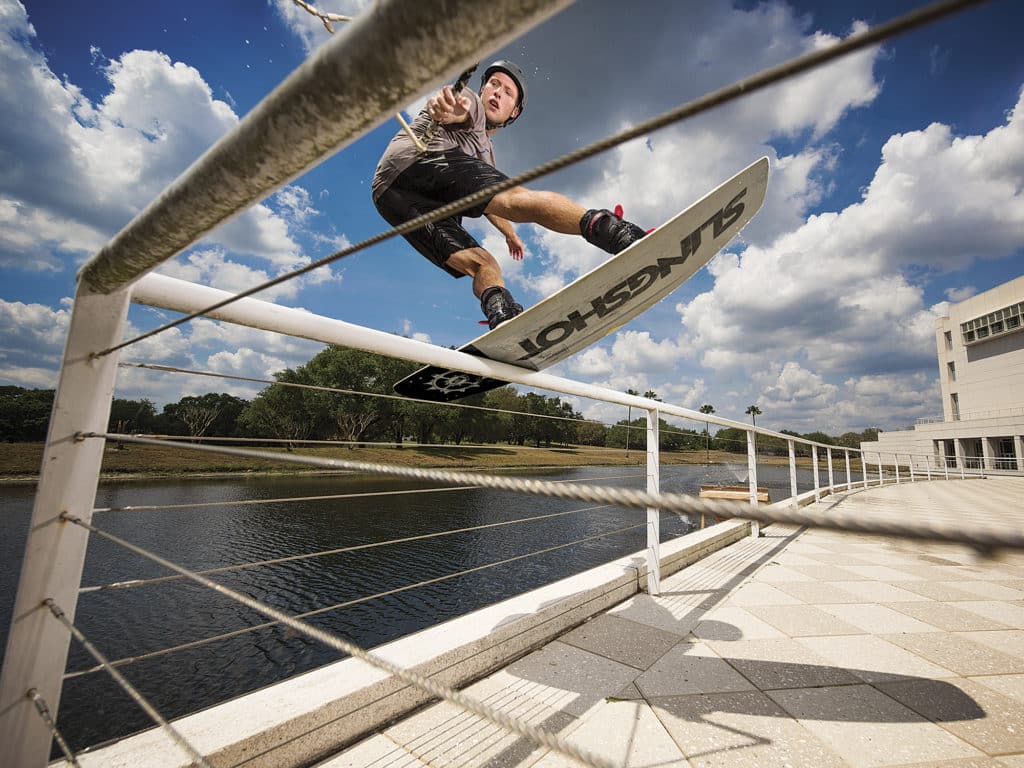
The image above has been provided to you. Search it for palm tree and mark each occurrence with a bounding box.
[699,404,715,463]
[745,404,762,427]
[643,390,661,401]
[625,388,639,456]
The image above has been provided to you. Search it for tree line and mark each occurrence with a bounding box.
[0,347,879,452]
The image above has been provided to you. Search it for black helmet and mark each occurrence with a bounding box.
[482,60,527,125]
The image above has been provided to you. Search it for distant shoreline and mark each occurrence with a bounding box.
[0,441,827,487]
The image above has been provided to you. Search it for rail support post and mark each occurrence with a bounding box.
[812,445,821,502]
[0,284,130,768]
[747,430,760,537]
[645,408,661,595]
[788,439,798,508]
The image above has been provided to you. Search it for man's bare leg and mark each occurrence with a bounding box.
[446,246,505,298]
[486,186,647,255]
[446,246,523,329]
[485,187,584,233]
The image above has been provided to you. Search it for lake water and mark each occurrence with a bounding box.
[0,461,838,752]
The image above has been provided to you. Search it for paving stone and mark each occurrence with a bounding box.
[747,563,815,582]
[500,641,641,718]
[967,630,1024,657]
[706,638,861,690]
[881,633,1024,676]
[877,677,1024,754]
[898,581,990,601]
[652,690,848,768]
[885,601,1011,631]
[385,674,573,768]
[635,641,754,698]
[956,601,1024,628]
[720,582,804,607]
[972,674,1024,703]
[768,684,982,767]
[785,564,873,581]
[560,614,681,670]
[316,735,429,768]
[691,606,786,641]
[746,604,862,637]
[607,592,714,636]
[818,603,940,634]
[769,581,866,604]
[530,699,688,768]
[841,564,926,581]
[953,581,1024,599]
[796,635,955,682]
[832,580,934,602]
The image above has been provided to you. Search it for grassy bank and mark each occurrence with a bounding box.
[0,441,823,483]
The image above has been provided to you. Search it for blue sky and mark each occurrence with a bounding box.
[1,0,1022,434]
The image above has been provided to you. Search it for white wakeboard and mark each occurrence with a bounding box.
[395,156,769,402]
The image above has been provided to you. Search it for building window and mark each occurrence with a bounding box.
[960,300,1024,345]
[947,361,956,382]
[951,393,960,421]
[944,330,952,350]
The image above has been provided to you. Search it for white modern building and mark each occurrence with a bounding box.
[861,274,1024,471]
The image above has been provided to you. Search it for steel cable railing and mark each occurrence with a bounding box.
[60,514,623,768]
[44,600,212,768]
[65,510,643,680]
[26,690,79,768]
[80,500,623,593]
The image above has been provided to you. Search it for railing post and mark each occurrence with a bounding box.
[844,450,852,490]
[0,284,131,767]
[861,452,868,489]
[646,408,660,595]
[812,445,820,502]
[876,452,883,485]
[925,453,932,481]
[894,455,901,484]
[826,448,835,495]
[746,429,760,537]
[787,439,798,508]
[908,454,915,482]
[943,450,949,480]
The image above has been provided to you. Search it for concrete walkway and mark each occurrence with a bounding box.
[321,478,1024,768]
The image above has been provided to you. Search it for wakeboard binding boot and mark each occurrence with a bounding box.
[481,286,524,330]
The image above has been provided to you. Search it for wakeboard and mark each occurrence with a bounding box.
[394,156,769,402]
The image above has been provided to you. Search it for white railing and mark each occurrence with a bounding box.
[0,0,1008,765]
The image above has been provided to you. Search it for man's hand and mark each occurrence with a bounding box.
[427,85,470,125]
[506,232,525,261]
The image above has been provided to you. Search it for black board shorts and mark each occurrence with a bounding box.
[374,150,510,278]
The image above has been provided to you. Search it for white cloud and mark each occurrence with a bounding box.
[680,87,1024,382]
[944,286,976,303]
[0,7,317,271]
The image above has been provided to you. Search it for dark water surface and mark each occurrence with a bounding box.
[0,462,838,752]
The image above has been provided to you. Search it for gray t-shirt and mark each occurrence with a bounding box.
[372,89,496,201]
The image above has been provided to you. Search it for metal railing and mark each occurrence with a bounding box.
[0,0,1009,765]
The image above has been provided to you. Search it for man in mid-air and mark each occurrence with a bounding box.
[373,60,647,329]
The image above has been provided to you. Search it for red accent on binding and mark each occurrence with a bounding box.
[613,204,624,218]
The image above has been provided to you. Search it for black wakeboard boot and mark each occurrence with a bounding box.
[480,286,524,330]
[580,208,647,254]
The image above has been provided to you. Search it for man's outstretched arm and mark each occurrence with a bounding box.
[486,213,525,261]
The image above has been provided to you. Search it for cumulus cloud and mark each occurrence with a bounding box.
[680,87,1024,383]
[0,4,317,271]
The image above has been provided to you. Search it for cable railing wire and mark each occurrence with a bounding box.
[98,0,989,358]
[90,471,646,514]
[81,500,620,592]
[67,513,642,679]
[27,689,80,768]
[44,599,212,768]
[58,514,622,768]
[77,433,1024,549]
